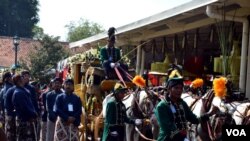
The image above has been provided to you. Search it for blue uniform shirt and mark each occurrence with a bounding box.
[25,84,40,114]
[46,90,63,122]
[0,82,13,111]
[55,93,82,126]
[12,86,37,122]
[4,86,16,116]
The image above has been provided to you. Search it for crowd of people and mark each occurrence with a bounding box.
[0,27,232,141]
[0,68,233,141]
[0,70,82,141]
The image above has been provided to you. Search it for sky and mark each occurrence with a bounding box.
[38,0,192,42]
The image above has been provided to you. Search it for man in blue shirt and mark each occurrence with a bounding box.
[0,72,13,126]
[39,79,54,141]
[4,84,16,141]
[21,70,40,114]
[54,79,82,141]
[12,74,37,141]
[46,77,63,141]
[21,70,40,139]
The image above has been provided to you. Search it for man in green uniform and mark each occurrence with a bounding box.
[154,77,210,141]
[102,82,142,141]
[100,27,128,80]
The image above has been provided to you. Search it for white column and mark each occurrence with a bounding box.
[245,30,250,99]
[140,48,145,75]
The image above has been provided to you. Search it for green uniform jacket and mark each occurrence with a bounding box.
[100,46,121,63]
[102,97,134,141]
[154,98,200,141]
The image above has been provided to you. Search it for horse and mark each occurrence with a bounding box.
[202,100,250,140]
[101,87,161,141]
[123,88,160,141]
[181,88,215,141]
[202,98,250,140]
[226,101,250,125]
[209,111,236,140]
[182,81,244,141]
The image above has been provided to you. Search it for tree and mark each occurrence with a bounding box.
[20,35,70,84]
[32,25,45,40]
[66,18,104,42]
[0,0,39,38]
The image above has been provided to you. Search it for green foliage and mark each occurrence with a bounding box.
[0,0,39,38]
[20,35,70,84]
[32,25,45,40]
[66,18,104,42]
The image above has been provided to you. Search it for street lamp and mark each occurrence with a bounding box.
[13,35,20,67]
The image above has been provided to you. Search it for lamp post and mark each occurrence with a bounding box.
[13,35,20,67]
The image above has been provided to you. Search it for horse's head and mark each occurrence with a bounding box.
[138,89,159,118]
[201,89,215,113]
[198,77,237,140]
[212,76,235,103]
[184,78,205,97]
[126,88,155,119]
[242,105,250,125]
[200,76,230,115]
[208,77,233,111]
[211,112,236,140]
[222,79,235,103]
[197,105,236,141]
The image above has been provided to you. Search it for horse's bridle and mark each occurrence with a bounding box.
[131,88,159,141]
[228,102,250,125]
[183,90,214,140]
[199,89,216,141]
[139,89,160,118]
[242,105,250,125]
